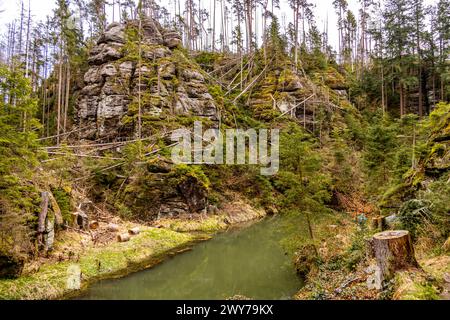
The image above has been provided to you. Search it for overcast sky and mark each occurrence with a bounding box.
[0,0,439,51]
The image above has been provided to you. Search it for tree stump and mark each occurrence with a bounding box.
[371,230,418,282]
[89,221,100,230]
[370,216,384,231]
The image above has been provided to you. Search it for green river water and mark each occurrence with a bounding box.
[78,215,304,300]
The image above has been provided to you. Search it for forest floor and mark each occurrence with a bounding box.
[295,218,450,300]
[293,190,450,301]
[0,200,266,300]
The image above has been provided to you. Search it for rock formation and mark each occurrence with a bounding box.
[248,64,351,131]
[77,19,218,140]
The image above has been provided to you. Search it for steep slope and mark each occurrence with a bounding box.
[1,19,368,297]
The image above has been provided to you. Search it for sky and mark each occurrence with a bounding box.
[0,0,439,51]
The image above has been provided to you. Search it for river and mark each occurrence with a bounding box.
[78,215,304,300]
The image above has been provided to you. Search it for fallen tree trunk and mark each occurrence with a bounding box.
[48,192,63,226]
[117,233,130,242]
[370,230,419,282]
[128,227,140,235]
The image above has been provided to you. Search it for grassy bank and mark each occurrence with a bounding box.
[0,227,199,300]
[0,202,266,300]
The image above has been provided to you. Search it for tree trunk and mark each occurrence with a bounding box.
[305,211,318,257]
[48,192,63,226]
[212,0,216,52]
[294,4,299,70]
[64,62,71,133]
[38,192,49,233]
[381,63,385,114]
[137,9,142,141]
[370,230,418,282]
[24,0,31,78]
[57,45,63,145]
[400,83,404,117]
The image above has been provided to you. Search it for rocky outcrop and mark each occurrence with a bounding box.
[249,67,308,121]
[121,171,209,220]
[77,19,218,139]
[248,64,353,132]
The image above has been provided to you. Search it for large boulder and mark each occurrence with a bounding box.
[100,64,118,78]
[182,69,205,82]
[84,66,102,84]
[118,61,134,78]
[159,62,176,79]
[163,30,182,49]
[282,77,303,92]
[88,43,124,66]
[132,19,164,44]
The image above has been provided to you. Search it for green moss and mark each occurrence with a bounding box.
[396,279,441,300]
[170,164,211,189]
[163,216,227,233]
[194,52,223,71]
[51,188,73,223]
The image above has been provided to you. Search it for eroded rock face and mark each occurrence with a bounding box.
[98,22,126,44]
[121,167,209,221]
[77,19,217,139]
[178,176,208,213]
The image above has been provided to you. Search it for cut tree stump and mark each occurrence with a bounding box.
[370,230,419,282]
[89,221,100,230]
[370,216,385,231]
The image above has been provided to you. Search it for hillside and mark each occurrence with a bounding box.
[0,0,448,302]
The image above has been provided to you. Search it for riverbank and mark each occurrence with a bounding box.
[0,227,198,300]
[0,201,266,300]
[78,213,302,300]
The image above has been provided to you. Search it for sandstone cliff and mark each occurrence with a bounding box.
[77,19,218,140]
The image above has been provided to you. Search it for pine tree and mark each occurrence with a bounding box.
[0,63,40,261]
[343,10,357,68]
[383,0,414,116]
[410,0,426,116]
[332,0,348,63]
[87,0,107,35]
[435,0,450,102]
